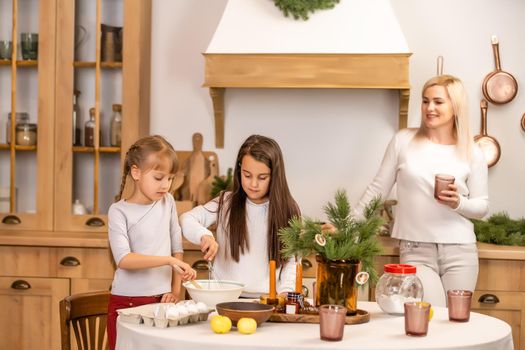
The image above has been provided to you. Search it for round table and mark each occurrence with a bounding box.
[116,302,514,350]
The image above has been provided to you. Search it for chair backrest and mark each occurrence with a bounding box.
[60,291,110,350]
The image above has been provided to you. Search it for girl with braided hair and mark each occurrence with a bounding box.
[107,135,196,350]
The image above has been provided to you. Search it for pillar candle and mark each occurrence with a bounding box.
[269,260,276,299]
[295,259,303,293]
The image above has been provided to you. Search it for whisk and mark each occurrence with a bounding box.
[208,261,224,289]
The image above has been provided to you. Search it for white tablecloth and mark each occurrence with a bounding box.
[116,301,514,350]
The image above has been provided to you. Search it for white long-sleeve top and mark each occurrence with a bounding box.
[356,129,489,244]
[180,195,296,297]
[108,193,183,296]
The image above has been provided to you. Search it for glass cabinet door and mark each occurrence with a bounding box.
[54,0,150,232]
[0,0,55,231]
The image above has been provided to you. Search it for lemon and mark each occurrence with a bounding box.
[237,317,257,334]
[210,315,232,334]
[415,301,433,321]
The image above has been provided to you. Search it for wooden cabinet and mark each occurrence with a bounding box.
[472,259,525,350]
[54,0,151,232]
[0,276,69,350]
[0,2,151,348]
[0,0,56,231]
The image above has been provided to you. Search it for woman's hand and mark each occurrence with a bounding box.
[171,259,197,281]
[200,235,218,261]
[437,183,460,209]
[160,292,179,303]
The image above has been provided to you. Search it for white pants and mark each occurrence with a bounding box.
[399,240,479,307]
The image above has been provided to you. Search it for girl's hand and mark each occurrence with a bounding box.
[172,260,197,281]
[200,235,218,261]
[160,292,179,303]
[437,183,460,209]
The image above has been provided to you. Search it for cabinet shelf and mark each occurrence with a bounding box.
[72,146,121,153]
[74,61,122,69]
[0,144,37,151]
[0,60,38,67]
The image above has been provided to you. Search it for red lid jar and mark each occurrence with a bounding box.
[375,264,423,315]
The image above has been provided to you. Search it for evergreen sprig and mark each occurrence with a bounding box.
[211,168,233,198]
[279,189,384,283]
[273,0,340,20]
[473,213,525,246]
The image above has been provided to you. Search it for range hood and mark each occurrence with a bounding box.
[204,0,411,147]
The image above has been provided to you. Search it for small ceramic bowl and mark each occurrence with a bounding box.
[216,301,274,326]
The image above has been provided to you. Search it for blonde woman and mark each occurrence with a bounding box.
[355,75,489,306]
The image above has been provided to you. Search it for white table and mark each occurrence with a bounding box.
[116,302,514,350]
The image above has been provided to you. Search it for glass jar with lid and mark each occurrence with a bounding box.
[16,123,37,146]
[6,112,29,144]
[375,264,423,315]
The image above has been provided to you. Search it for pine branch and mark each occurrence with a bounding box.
[273,0,340,20]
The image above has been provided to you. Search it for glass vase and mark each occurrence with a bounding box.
[315,255,360,315]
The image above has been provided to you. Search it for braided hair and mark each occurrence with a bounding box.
[116,135,179,201]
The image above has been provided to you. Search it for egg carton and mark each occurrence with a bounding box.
[117,300,211,328]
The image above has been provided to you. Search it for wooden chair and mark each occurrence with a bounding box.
[59,291,110,350]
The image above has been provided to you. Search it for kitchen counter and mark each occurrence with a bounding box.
[1,231,524,260]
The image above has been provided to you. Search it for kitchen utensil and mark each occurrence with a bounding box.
[482,35,517,104]
[216,302,274,326]
[474,99,500,168]
[172,264,202,289]
[101,24,122,62]
[436,55,444,76]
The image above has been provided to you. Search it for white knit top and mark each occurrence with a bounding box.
[356,129,489,244]
[180,194,296,296]
[108,193,184,296]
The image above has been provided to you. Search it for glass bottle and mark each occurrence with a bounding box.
[375,264,423,315]
[110,103,122,147]
[72,90,82,146]
[84,108,96,147]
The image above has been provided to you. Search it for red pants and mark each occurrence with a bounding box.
[107,294,161,350]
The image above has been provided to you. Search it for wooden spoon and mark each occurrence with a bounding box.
[173,264,202,289]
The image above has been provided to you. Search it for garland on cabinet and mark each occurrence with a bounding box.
[473,213,525,246]
[273,0,340,20]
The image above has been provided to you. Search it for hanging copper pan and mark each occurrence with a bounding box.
[521,113,525,132]
[482,35,518,104]
[474,99,501,167]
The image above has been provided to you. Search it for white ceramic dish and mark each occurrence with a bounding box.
[183,280,245,308]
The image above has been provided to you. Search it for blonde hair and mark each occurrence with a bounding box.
[416,75,473,160]
[117,135,179,201]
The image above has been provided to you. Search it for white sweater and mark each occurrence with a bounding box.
[356,129,489,244]
[108,194,183,296]
[180,195,296,296]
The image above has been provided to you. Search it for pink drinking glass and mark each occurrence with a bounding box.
[447,290,472,322]
[434,174,455,199]
[319,304,347,341]
[404,302,430,336]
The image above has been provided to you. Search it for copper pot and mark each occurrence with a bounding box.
[474,99,500,168]
[482,36,517,105]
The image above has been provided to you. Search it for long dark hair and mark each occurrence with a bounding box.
[218,135,300,265]
[117,135,178,201]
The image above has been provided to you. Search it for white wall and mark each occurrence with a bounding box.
[151,0,525,220]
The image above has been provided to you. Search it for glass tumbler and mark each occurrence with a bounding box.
[319,304,346,341]
[447,290,472,322]
[404,302,430,336]
[21,33,38,60]
[434,174,455,199]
